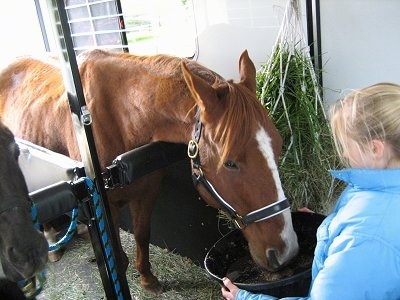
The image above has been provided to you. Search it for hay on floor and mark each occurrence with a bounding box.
[38,229,221,300]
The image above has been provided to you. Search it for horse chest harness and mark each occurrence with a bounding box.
[187,108,290,229]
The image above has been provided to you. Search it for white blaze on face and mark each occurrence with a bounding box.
[256,126,298,263]
[255,127,285,201]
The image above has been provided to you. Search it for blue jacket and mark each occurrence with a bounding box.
[235,168,400,300]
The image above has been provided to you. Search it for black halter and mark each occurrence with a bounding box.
[187,107,290,229]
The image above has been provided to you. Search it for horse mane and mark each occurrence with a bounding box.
[88,50,223,85]
[214,81,267,168]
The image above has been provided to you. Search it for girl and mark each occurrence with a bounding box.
[221,83,400,299]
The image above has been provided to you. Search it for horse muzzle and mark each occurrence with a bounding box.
[265,246,298,271]
[275,210,299,267]
[251,241,298,272]
[2,233,48,281]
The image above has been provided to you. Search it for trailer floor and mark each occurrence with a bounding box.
[37,227,220,300]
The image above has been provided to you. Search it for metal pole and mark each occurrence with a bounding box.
[115,0,129,52]
[44,0,132,298]
[305,0,323,89]
[34,0,51,52]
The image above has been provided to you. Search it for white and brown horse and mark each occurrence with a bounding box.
[0,49,298,294]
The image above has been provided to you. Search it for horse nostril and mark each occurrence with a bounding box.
[267,249,281,270]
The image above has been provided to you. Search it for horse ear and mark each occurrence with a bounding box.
[181,61,223,113]
[239,50,257,93]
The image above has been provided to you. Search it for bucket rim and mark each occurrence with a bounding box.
[203,229,311,291]
[204,211,325,292]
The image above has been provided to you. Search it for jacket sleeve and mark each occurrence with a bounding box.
[308,233,400,299]
[235,234,400,300]
[235,289,277,300]
[235,289,306,300]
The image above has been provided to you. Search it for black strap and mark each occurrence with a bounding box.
[194,174,290,228]
[187,108,202,170]
[194,174,238,219]
[242,198,290,224]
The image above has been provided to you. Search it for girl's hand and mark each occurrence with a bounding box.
[221,277,239,300]
[297,207,314,213]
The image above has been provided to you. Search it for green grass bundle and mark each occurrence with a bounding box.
[256,0,342,213]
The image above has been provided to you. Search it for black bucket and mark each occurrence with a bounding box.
[204,212,325,297]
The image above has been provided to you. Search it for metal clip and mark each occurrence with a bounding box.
[80,106,92,125]
[233,215,246,229]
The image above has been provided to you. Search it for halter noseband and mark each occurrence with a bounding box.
[187,107,290,229]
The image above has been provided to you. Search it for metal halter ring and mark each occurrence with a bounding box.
[187,140,199,159]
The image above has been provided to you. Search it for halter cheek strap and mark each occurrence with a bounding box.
[187,107,290,229]
[193,172,290,229]
[187,108,202,171]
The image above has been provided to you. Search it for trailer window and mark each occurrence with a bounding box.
[65,0,197,58]
[121,0,196,57]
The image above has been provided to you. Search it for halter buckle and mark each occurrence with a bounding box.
[233,215,246,229]
[187,140,199,159]
[80,105,92,125]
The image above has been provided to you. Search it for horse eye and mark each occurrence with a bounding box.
[224,160,239,170]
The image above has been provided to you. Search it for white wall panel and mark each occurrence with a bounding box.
[320,0,400,105]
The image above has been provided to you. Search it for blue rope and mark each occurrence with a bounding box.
[48,208,78,252]
[30,201,78,251]
[17,271,46,299]
[84,177,123,300]
[20,193,78,298]
[30,203,40,230]
[27,179,124,299]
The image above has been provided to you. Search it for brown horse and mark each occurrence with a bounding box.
[0,49,298,294]
[0,120,48,285]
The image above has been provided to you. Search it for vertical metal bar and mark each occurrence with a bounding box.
[115,0,129,52]
[34,0,51,52]
[305,0,314,57]
[305,0,323,88]
[44,0,132,298]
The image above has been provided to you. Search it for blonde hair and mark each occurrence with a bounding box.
[329,82,400,167]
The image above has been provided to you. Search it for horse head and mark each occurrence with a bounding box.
[0,122,48,281]
[181,51,299,271]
